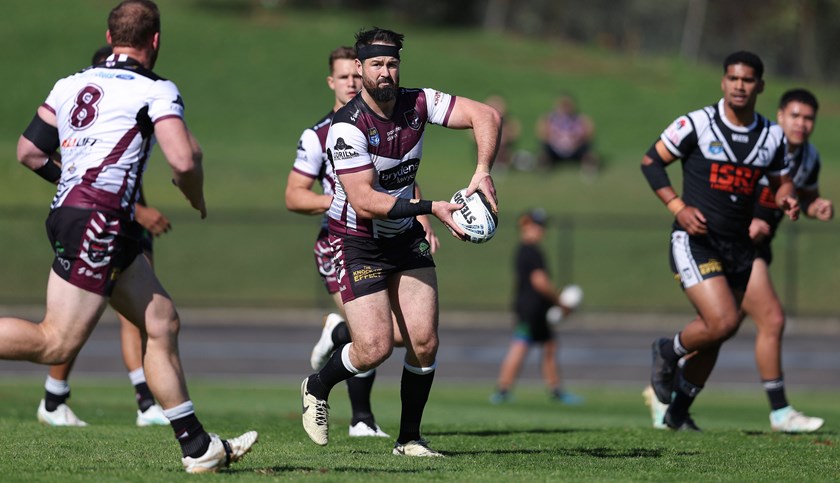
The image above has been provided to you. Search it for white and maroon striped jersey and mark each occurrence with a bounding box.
[44,54,185,217]
[291,111,335,230]
[326,88,456,238]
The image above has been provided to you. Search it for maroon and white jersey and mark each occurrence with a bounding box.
[44,54,185,217]
[326,88,456,238]
[292,111,335,230]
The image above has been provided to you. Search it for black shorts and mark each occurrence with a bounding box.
[330,222,435,304]
[138,223,153,255]
[669,230,753,293]
[46,207,142,296]
[754,240,773,265]
[544,142,591,163]
[513,317,553,343]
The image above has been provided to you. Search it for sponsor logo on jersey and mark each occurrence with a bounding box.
[352,265,383,283]
[368,127,380,147]
[666,116,691,145]
[61,137,100,149]
[708,162,760,195]
[379,158,420,190]
[116,74,135,80]
[76,266,103,280]
[386,126,402,142]
[404,109,422,131]
[709,141,724,155]
[350,107,361,122]
[331,137,358,161]
[433,91,442,106]
[418,241,430,256]
[731,133,749,143]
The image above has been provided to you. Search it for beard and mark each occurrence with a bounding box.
[363,74,398,102]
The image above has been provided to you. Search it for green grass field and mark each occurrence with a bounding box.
[2,1,840,313]
[0,378,837,481]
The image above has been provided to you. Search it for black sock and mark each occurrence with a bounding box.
[347,371,376,426]
[134,382,156,412]
[332,322,351,346]
[763,378,788,410]
[659,337,679,363]
[397,367,435,444]
[307,344,355,400]
[669,375,702,420]
[44,390,70,412]
[170,413,211,458]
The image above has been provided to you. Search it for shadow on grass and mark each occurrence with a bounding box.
[427,427,589,437]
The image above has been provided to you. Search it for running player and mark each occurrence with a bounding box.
[4,1,256,472]
[300,27,501,456]
[643,88,831,433]
[642,51,798,430]
[36,45,170,429]
[287,45,439,438]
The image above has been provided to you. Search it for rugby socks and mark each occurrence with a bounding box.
[308,343,358,400]
[660,333,689,363]
[397,362,436,444]
[669,375,703,421]
[347,369,376,427]
[165,401,211,458]
[762,377,789,411]
[44,376,71,411]
[128,368,156,412]
[331,321,352,346]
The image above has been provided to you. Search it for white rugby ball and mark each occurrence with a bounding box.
[559,284,583,309]
[546,306,564,325]
[450,188,498,244]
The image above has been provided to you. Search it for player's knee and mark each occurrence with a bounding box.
[757,310,786,337]
[710,313,741,341]
[42,340,78,365]
[144,309,181,341]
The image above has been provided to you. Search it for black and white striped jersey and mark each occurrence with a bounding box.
[754,141,821,235]
[658,99,789,238]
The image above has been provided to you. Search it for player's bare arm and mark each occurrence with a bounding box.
[285,170,332,215]
[642,140,707,235]
[155,117,206,219]
[134,204,171,236]
[768,174,799,221]
[444,96,502,212]
[798,188,834,221]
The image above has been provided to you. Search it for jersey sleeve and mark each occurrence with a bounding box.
[422,88,456,127]
[659,115,698,158]
[801,150,821,190]
[291,128,323,179]
[148,80,185,123]
[327,122,372,175]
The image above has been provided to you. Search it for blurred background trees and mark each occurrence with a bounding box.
[223,0,840,82]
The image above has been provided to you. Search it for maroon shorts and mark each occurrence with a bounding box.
[313,228,340,295]
[46,207,142,296]
[330,222,435,304]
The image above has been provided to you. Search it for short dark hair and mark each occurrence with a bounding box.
[328,46,356,72]
[779,88,819,113]
[723,51,764,79]
[91,46,113,65]
[354,27,404,52]
[108,0,160,48]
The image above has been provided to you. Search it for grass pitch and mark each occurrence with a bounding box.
[0,378,837,481]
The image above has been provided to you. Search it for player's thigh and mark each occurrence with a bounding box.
[43,269,109,350]
[109,255,176,337]
[343,289,394,347]
[684,276,740,329]
[742,258,784,330]
[388,267,439,342]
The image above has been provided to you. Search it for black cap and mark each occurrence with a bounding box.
[524,208,548,226]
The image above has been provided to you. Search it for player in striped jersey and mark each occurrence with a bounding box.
[301,27,501,456]
[744,88,832,432]
[2,1,256,472]
[642,51,799,430]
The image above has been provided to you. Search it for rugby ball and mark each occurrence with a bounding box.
[450,188,498,244]
[559,284,583,309]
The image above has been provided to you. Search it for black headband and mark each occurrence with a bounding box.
[357,44,401,61]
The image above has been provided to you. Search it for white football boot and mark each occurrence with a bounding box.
[349,421,390,437]
[301,377,330,445]
[642,385,668,429]
[392,439,444,457]
[37,399,88,427]
[770,406,824,433]
[182,431,258,474]
[136,403,169,426]
[310,313,344,371]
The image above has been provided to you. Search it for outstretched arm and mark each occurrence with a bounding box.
[155,117,206,218]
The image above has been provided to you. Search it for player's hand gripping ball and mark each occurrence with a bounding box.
[450,188,498,243]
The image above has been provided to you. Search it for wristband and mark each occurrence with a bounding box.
[667,197,686,216]
[387,198,433,219]
[34,160,61,183]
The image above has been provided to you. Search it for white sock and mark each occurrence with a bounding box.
[163,400,194,421]
[45,375,70,396]
[128,367,146,386]
[340,343,362,375]
[403,361,437,375]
